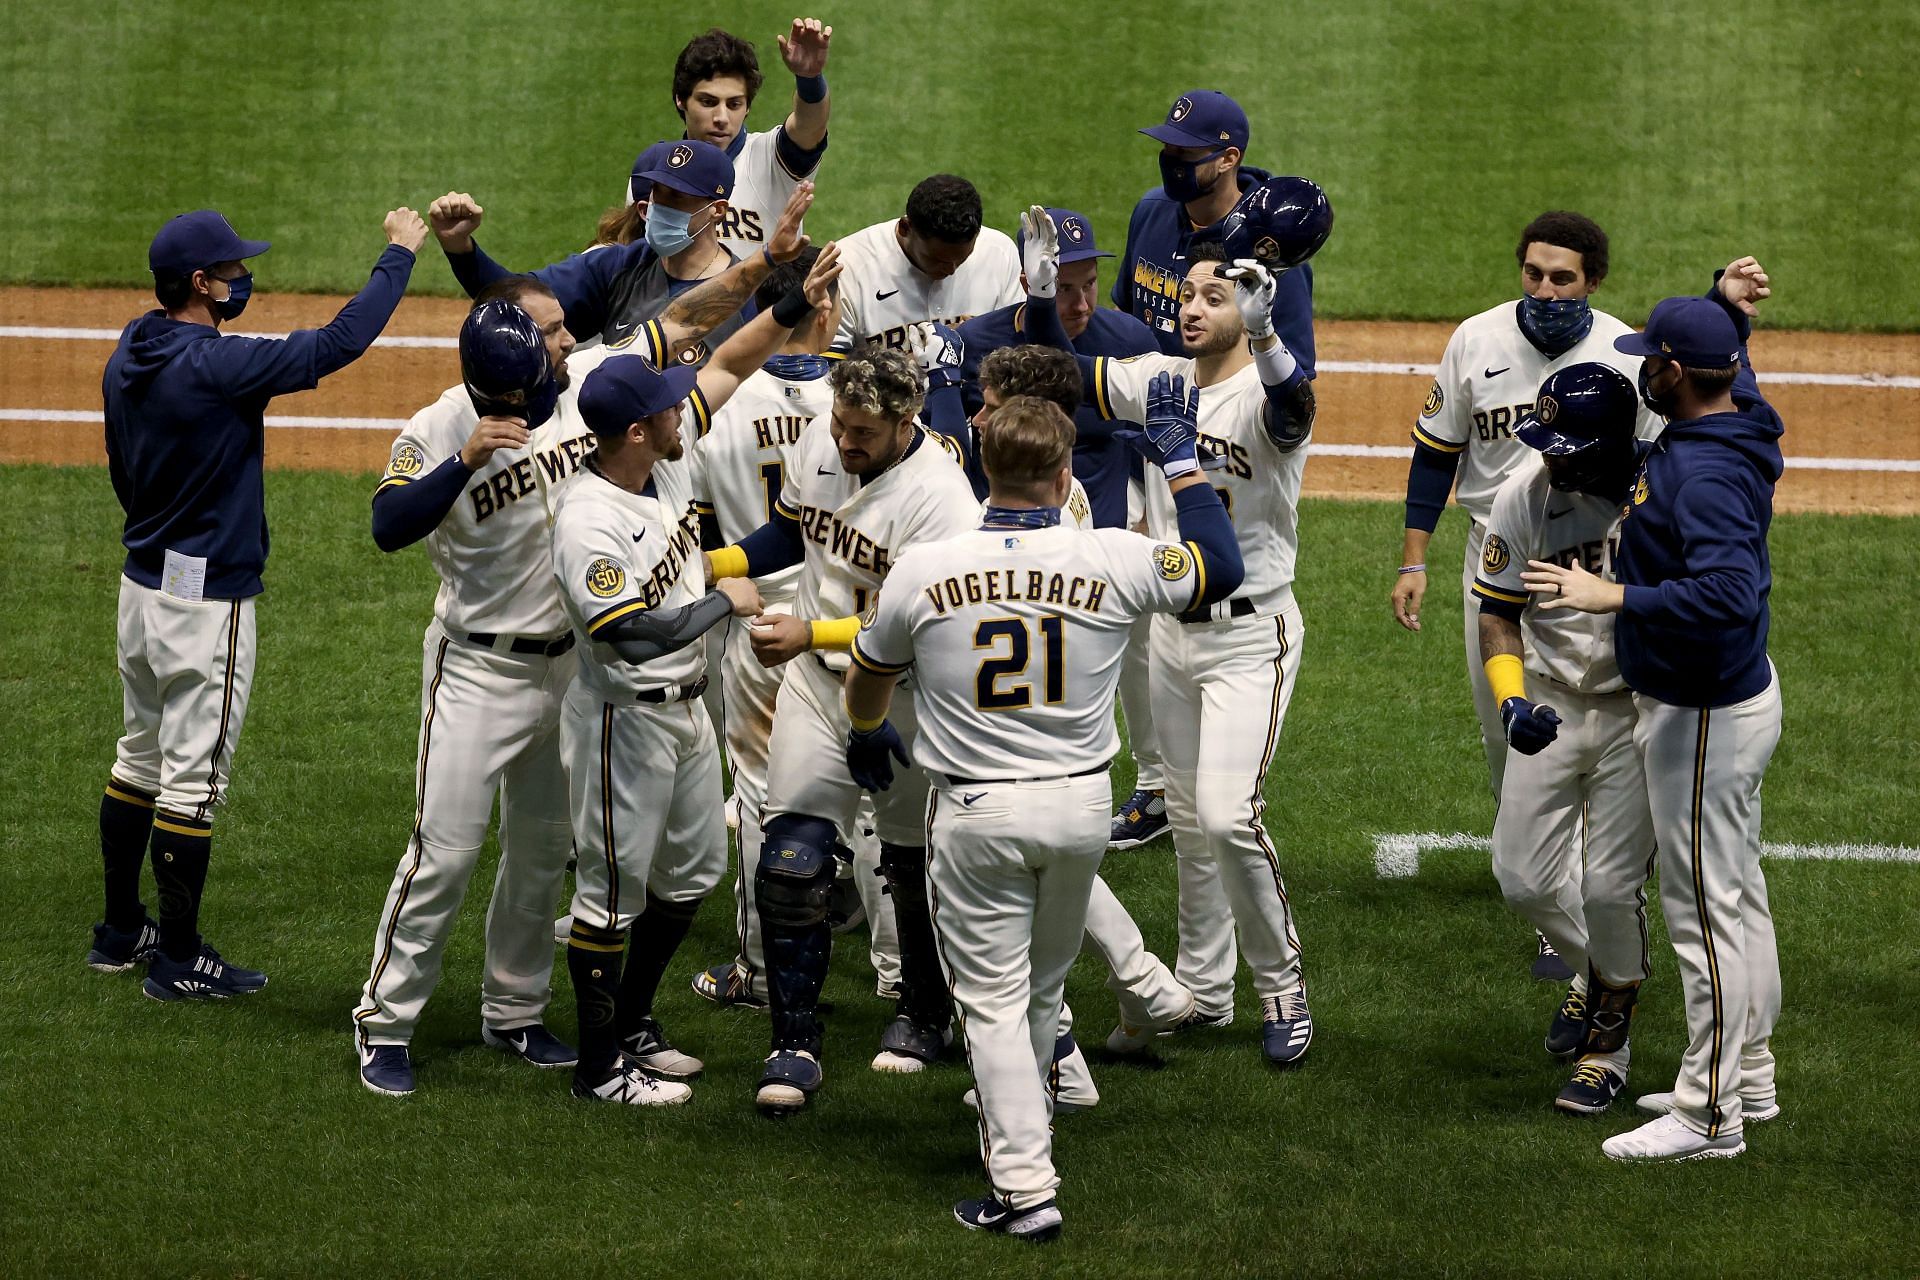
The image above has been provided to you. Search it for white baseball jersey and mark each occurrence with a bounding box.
[625,127,821,254]
[779,424,981,671]
[553,461,708,701]
[1471,455,1628,694]
[854,525,1205,779]
[1090,353,1303,607]
[1414,303,1660,523]
[830,219,1023,352]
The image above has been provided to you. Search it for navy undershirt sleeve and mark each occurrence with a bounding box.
[1172,482,1244,603]
[371,453,473,552]
[1403,440,1461,533]
[737,509,807,576]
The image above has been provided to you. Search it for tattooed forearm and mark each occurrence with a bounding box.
[659,258,773,354]
[1478,610,1522,663]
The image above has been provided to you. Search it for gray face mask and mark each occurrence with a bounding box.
[644,202,715,258]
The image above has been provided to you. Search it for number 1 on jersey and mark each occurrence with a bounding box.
[758,461,785,523]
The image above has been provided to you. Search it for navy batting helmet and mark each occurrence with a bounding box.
[1516,362,1639,491]
[460,299,557,427]
[1217,176,1333,272]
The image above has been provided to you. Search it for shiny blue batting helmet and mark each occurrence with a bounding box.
[460,299,557,428]
[1217,176,1333,272]
[1516,363,1638,456]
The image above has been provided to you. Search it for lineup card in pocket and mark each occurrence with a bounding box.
[162,549,207,602]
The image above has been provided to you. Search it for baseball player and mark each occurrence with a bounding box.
[352,280,614,1095]
[843,389,1243,1240]
[830,174,1023,352]
[1115,91,1317,371]
[93,206,424,999]
[1389,211,1658,980]
[1524,260,1785,1163]
[700,351,980,1111]
[553,251,843,1107]
[632,22,832,254]
[1031,233,1322,1063]
[1471,363,1659,1114]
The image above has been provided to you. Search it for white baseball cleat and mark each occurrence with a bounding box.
[1601,1113,1744,1163]
[1635,1091,1780,1124]
[1106,991,1199,1055]
[572,1059,692,1106]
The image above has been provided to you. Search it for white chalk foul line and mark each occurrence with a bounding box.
[1372,831,1919,879]
[0,324,458,349]
[0,408,411,430]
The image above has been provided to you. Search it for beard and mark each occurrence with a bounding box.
[1181,322,1240,359]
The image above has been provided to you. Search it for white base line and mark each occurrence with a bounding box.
[3,324,1918,390]
[1372,831,1919,878]
[12,409,1912,470]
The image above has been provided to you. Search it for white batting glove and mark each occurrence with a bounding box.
[907,321,965,389]
[1222,258,1277,340]
[1020,205,1058,300]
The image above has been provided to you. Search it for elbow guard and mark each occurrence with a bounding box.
[1266,378,1316,452]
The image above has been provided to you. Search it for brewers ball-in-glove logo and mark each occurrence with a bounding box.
[1170,96,1193,122]
[1422,381,1444,418]
[668,143,694,169]
[1536,394,1560,425]
[1155,543,1193,580]
[585,557,627,598]
[1254,234,1282,265]
[387,443,424,478]
[1482,533,1511,574]
[1061,216,1086,245]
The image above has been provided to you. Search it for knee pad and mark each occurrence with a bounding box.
[755,815,839,930]
[878,842,928,908]
[1578,973,1641,1056]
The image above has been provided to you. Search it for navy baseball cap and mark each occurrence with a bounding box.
[635,139,735,201]
[148,210,271,278]
[579,355,699,434]
[1016,208,1113,265]
[1141,90,1249,152]
[1614,297,1743,367]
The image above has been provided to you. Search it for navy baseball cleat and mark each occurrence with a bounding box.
[1555,1059,1626,1114]
[142,942,267,1001]
[87,916,160,973]
[1160,1004,1234,1035]
[873,1014,951,1073]
[1108,789,1169,850]
[1261,989,1313,1065]
[483,1022,578,1068]
[756,1050,823,1115]
[621,1016,704,1079]
[691,961,768,1010]
[1532,932,1575,981]
[357,1043,416,1097]
[954,1195,1063,1243]
[1545,983,1588,1057]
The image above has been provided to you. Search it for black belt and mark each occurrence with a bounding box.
[944,761,1110,788]
[466,630,576,657]
[635,676,709,704]
[1177,597,1256,625]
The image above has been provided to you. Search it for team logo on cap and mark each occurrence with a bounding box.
[1061,216,1086,243]
[1482,534,1511,575]
[668,143,694,168]
[1170,96,1193,122]
[1154,544,1193,580]
[585,557,627,598]
[1536,394,1559,425]
[387,443,424,477]
[1422,381,1444,418]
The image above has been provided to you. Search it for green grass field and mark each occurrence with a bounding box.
[2,1,1917,330]
[4,468,1916,1277]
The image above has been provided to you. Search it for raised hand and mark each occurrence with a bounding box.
[459,415,529,469]
[385,207,429,253]
[1220,258,1276,339]
[1019,205,1059,299]
[907,321,965,389]
[778,17,832,76]
[427,192,484,253]
[767,180,816,263]
[802,240,842,309]
[1717,255,1772,317]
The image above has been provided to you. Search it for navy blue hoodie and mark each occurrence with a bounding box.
[103,244,415,598]
[1614,301,1783,708]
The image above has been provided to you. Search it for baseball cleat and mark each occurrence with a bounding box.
[357,1043,416,1097]
[1159,1004,1234,1035]
[482,1022,578,1068]
[1545,983,1588,1057]
[87,916,161,973]
[872,1014,951,1073]
[142,942,267,1001]
[691,961,769,1009]
[1107,991,1199,1055]
[1601,1113,1744,1163]
[755,1050,823,1115]
[621,1016,704,1079]
[1532,932,1575,981]
[1635,1091,1780,1124]
[1260,989,1313,1066]
[1108,789,1170,850]
[573,1058,692,1106]
[553,913,573,944]
[953,1194,1063,1243]
[1555,1059,1626,1114]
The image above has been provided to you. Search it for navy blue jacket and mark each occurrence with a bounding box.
[103,244,416,598]
[448,239,651,344]
[1111,164,1316,374]
[1615,309,1782,708]
[956,302,1158,527]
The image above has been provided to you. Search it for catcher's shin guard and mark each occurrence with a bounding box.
[879,842,952,1030]
[756,815,840,1054]
[1578,971,1641,1057]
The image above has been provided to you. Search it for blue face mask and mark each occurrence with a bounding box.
[1158,149,1229,204]
[213,270,253,320]
[1517,294,1593,354]
[644,201,715,258]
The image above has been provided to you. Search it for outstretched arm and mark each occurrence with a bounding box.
[656,182,816,362]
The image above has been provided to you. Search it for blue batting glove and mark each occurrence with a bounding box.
[1500,697,1562,755]
[909,322,965,391]
[847,720,911,792]
[1139,371,1202,477]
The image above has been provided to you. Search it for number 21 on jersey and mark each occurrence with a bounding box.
[974,615,1065,709]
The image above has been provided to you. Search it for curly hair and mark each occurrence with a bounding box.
[904,174,984,245]
[830,350,925,422]
[673,29,764,108]
[1517,211,1609,284]
[978,345,1081,418]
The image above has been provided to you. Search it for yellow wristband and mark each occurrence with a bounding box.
[707,545,749,580]
[809,615,862,651]
[1484,652,1526,704]
[846,705,885,733]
